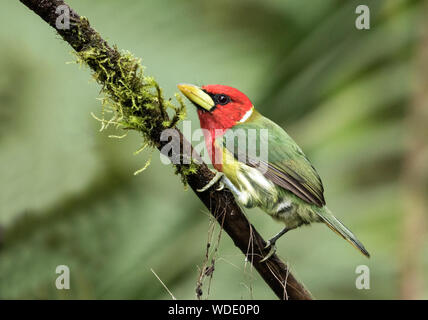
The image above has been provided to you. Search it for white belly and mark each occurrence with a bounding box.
[223,163,322,229]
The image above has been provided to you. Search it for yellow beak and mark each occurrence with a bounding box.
[177,83,215,111]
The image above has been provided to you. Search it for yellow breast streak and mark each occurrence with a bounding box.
[220,146,242,187]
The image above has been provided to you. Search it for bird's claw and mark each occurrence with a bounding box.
[215,181,225,191]
[260,240,276,263]
[197,171,224,192]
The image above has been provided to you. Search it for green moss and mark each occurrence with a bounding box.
[175,162,199,188]
[71,17,199,185]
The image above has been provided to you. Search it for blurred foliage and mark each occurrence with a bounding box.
[0,0,427,299]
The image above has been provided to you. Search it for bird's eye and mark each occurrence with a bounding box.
[216,94,231,105]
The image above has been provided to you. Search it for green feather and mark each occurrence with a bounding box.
[222,110,325,207]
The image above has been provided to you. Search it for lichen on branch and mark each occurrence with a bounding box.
[75,17,186,141]
[72,17,197,182]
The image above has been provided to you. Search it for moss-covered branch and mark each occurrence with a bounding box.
[18,0,312,300]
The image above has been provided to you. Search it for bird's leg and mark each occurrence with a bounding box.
[260,227,290,262]
[197,171,224,192]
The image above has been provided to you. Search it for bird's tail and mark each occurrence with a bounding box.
[316,207,370,258]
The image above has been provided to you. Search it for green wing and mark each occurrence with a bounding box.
[222,111,325,207]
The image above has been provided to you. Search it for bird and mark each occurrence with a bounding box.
[178,83,370,261]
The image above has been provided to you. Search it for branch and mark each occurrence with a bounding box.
[18,0,312,300]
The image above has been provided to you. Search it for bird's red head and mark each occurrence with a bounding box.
[178,84,254,170]
[178,84,253,133]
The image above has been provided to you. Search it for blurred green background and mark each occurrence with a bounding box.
[1,0,427,299]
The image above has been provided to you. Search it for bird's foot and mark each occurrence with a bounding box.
[260,227,289,262]
[260,240,277,263]
[215,181,225,191]
[197,171,224,192]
